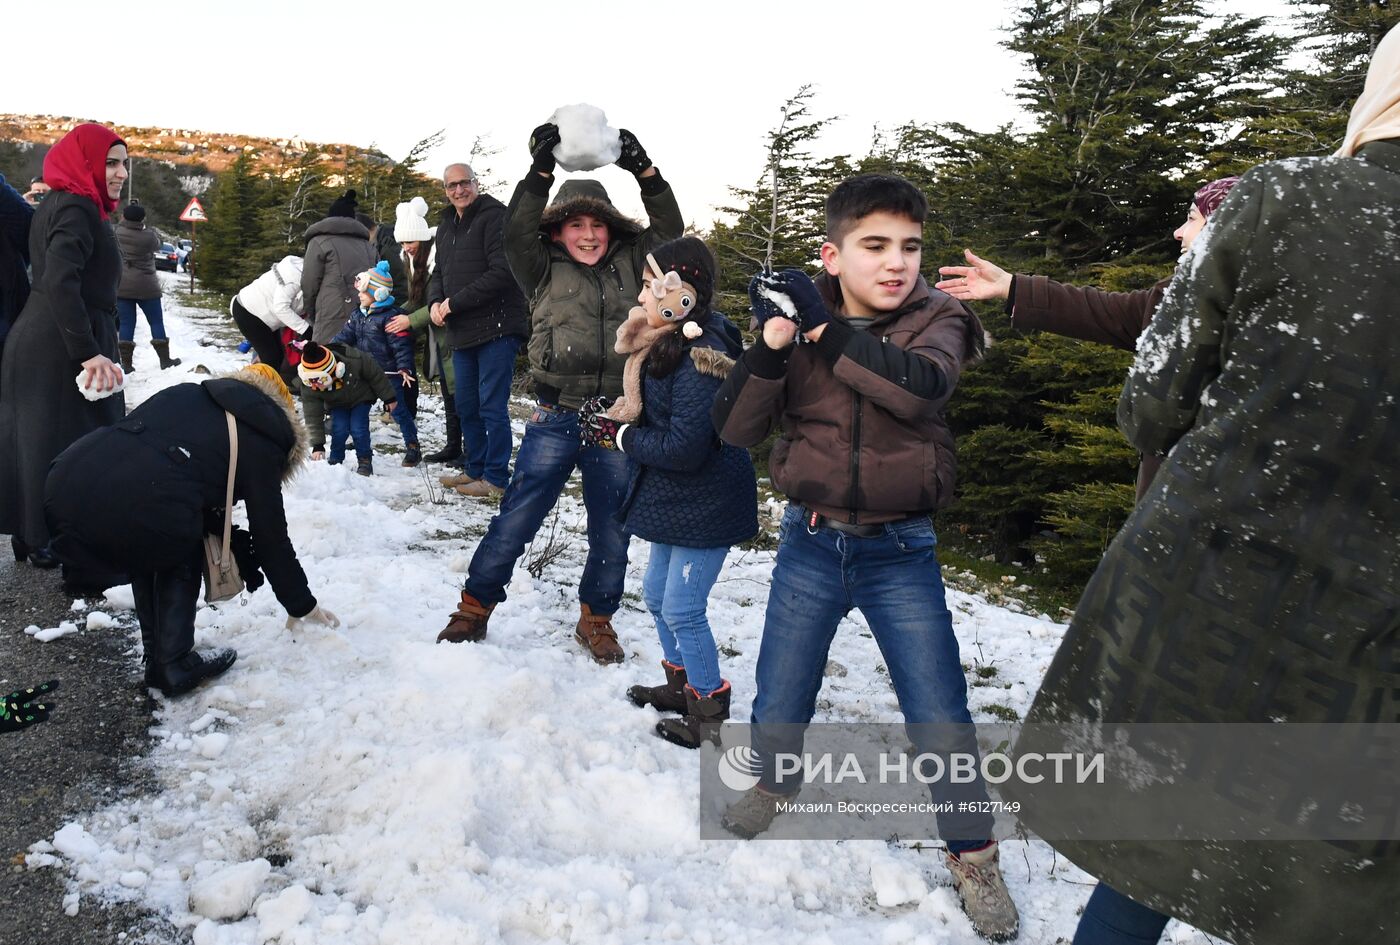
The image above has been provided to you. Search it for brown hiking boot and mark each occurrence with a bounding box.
[439,471,478,488]
[947,842,1020,941]
[574,604,624,664]
[627,660,688,712]
[455,480,504,498]
[437,591,494,643]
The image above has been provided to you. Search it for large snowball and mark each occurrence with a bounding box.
[550,103,622,172]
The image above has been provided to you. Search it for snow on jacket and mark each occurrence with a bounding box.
[1018,139,1400,945]
[427,193,527,351]
[504,175,683,408]
[618,315,758,549]
[331,304,414,375]
[297,343,397,448]
[713,272,984,524]
[43,369,317,617]
[302,217,376,343]
[235,255,309,335]
[114,217,160,299]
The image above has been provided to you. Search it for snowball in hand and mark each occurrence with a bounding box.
[550,103,623,172]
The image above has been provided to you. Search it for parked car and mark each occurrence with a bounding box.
[153,242,180,272]
[176,239,194,272]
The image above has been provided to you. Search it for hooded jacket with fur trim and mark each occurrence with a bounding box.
[44,370,317,617]
[504,173,683,409]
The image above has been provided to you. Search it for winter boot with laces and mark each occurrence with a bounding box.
[402,443,422,467]
[437,591,494,643]
[574,604,624,664]
[946,841,1019,942]
[152,338,181,369]
[655,680,730,749]
[627,660,687,712]
[356,455,373,476]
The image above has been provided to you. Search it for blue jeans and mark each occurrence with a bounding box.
[642,543,729,694]
[453,336,521,488]
[389,375,418,446]
[465,403,630,613]
[116,297,167,341]
[752,504,993,851]
[328,402,372,462]
[1073,884,1169,945]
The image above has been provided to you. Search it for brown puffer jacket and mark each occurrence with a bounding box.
[713,273,984,524]
[1010,273,1168,501]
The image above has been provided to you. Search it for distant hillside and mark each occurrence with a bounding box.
[0,113,428,238]
[0,113,387,177]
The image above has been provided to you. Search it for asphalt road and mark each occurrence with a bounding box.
[0,554,175,942]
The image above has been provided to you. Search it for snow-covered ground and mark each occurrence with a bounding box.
[24,273,1216,944]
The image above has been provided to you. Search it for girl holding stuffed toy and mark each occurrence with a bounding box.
[578,236,757,748]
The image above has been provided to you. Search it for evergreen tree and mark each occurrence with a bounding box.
[197,152,272,295]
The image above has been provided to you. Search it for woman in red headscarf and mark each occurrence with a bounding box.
[0,123,129,576]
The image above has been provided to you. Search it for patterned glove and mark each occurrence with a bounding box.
[748,272,799,327]
[764,269,832,332]
[616,129,653,175]
[528,123,560,175]
[578,396,621,450]
[0,680,58,734]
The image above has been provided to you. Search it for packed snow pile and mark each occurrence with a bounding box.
[22,273,1220,943]
[550,103,622,172]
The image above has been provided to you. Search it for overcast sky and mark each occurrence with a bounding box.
[9,0,1294,226]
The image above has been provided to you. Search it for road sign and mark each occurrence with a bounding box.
[179,198,207,223]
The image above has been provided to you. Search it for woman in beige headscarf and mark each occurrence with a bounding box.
[1337,23,1400,156]
[1017,23,1400,945]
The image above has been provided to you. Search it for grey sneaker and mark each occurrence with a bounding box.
[946,842,1019,941]
[721,787,795,839]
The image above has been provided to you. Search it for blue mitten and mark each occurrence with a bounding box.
[748,272,798,327]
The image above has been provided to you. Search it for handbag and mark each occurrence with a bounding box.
[202,412,245,603]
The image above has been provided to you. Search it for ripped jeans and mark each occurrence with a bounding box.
[641,542,728,694]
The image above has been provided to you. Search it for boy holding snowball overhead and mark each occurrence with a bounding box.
[437,110,684,667]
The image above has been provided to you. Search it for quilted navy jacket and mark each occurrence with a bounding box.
[330,304,415,375]
[618,315,758,549]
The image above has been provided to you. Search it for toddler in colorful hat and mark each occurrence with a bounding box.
[354,260,396,312]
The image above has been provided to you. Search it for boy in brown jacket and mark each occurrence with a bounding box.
[712,174,1018,941]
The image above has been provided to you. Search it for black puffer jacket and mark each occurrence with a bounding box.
[427,194,527,350]
[44,370,317,617]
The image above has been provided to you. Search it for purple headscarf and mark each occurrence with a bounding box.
[1192,176,1240,218]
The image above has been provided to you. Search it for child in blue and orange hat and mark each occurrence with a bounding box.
[332,261,421,466]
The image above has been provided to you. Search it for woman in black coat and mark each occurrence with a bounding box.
[0,123,128,568]
[45,365,339,696]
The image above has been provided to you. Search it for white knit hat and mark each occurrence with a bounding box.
[394,196,433,243]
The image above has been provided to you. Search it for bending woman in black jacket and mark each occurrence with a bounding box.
[45,364,338,696]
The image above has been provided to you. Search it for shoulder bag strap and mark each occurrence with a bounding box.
[220,411,238,567]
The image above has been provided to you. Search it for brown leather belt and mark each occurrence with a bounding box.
[800,506,889,539]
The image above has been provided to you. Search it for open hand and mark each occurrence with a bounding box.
[935,249,1012,301]
[385,314,411,333]
[80,354,123,392]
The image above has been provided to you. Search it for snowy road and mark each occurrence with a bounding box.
[22,273,1216,944]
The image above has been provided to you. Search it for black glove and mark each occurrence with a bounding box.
[748,272,799,328]
[763,269,832,332]
[529,123,560,176]
[578,396,622,450]
[616,129,652,175]
[228,525,266,594]
[0,680,58,734]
